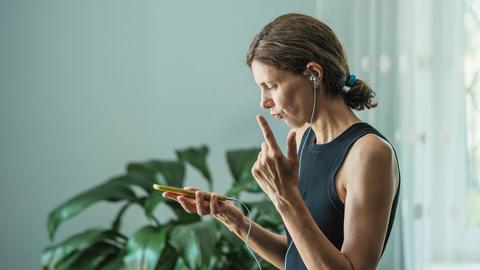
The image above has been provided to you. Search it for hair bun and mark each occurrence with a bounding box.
[341,79,377,110]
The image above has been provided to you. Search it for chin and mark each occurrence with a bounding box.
[284,117,300,128]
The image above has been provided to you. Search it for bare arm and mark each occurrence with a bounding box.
[340,135,398,269]
[275,134,398,270]
[162,191,287,269]
[229,214,287,269]
[162,124,309,269]
[224,124,309,268]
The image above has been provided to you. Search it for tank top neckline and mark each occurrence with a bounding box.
[306,121,368,151]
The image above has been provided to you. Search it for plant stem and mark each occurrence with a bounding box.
[150,215,161,226]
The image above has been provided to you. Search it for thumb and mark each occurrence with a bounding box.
[287,129,298,163]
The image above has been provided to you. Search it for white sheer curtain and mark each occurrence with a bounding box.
[316,0,478,269]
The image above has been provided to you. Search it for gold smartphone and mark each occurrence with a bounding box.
[152,184,228,201]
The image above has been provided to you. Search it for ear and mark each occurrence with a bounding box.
[305,61,323,81]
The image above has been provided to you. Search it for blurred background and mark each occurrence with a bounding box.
[1,0,479,269]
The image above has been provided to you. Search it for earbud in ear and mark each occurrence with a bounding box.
[305,66,319,83]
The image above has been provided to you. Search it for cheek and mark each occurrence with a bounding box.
[278,90,301,113]
[274,94,288,108]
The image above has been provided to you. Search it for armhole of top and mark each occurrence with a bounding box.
[327,129,383,214]
[295,124,311,155]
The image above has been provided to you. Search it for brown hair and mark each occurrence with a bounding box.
[246,13,377,110]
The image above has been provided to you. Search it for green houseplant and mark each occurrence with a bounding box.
[42,145,284,270]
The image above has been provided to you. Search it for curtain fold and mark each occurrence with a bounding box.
[315,0,472,269]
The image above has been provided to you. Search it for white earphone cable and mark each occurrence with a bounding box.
[284,75,317,269]
[226,197,263,270]
[225,75,317,270]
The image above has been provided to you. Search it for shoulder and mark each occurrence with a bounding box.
[344,133,398,194]
[340,133,399,269]
[351,133,394,162]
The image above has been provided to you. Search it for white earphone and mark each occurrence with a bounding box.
[309,69,318,84]
[284,70,318,269]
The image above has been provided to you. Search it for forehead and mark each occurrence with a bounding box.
[251,61,286,85]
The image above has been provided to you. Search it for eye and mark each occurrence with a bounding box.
[266,84,276,90]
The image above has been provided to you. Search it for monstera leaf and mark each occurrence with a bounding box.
[111,172,156,194]
[42,229,125,270]
[176,145,212,189]
[127,160,186,188]
[169,220,219,270]
[123,225,170,270]
[47,180,137,240]
[214,227,258,270]
[247,200,283,233]
[44,145,285,270]
[225,148,261,197]
[57,242,121,270]
[143,192,200,224]
[111,202,133,231]
[148,160,186,187]
[99,255,126,270]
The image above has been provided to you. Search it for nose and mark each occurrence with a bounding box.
[260,90,274,109]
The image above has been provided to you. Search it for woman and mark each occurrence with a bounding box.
[163,13,400,270]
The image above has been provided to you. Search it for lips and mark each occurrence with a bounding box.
[272,114,283,119]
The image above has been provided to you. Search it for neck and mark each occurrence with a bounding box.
[310,96,361,144]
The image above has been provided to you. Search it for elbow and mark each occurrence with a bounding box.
[341,253,355,270]
[339,253,378,270]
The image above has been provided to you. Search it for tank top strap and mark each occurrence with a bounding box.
[327,122,388,214]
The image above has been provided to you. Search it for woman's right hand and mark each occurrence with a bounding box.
[162,187,245,232]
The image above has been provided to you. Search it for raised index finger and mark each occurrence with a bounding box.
[256,115,280,150]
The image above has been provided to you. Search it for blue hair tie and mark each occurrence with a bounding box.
[345,74,357,87]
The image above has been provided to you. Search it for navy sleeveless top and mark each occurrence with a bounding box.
[284,122,401,269]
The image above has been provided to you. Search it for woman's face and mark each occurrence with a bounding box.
[251,60,313,128]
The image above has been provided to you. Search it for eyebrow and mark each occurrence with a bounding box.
[259,81,275,86]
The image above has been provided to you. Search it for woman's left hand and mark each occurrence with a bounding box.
[251,115,300,207]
